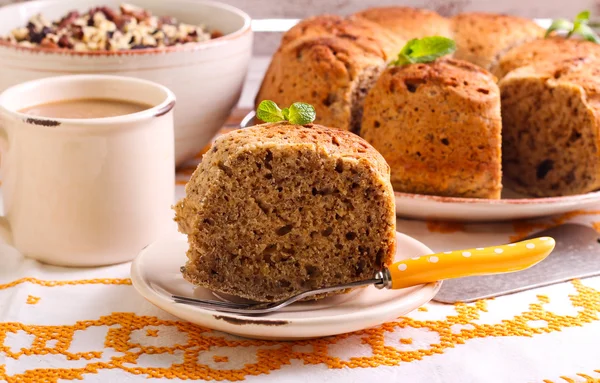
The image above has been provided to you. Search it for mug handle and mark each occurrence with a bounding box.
[0,117,13,245]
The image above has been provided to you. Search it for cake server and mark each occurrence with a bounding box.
[172,236,555,315]
[434,223,600,303]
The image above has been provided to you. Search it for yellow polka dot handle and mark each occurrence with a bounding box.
[388,237,555,289]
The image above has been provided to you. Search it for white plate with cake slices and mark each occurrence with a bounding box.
[130,231,441,340]
[394,189,600,222]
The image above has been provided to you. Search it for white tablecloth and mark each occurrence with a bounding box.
[2,173,600,382]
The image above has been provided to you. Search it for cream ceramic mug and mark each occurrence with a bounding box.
[0,75,175,266]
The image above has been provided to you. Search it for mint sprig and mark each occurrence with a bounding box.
[546,10,600,43]
[256,100,284,122]
[256,100,316,125]
[390,36,456,66]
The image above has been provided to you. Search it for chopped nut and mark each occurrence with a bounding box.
[92,11,107,25]
[2,3,218,51]
[58,11,79,28]
[70,25,84,40]
[98,6,119,22]
[97,18,117,32]
[40,37,58,49]
[73,17,88,28]
[45,33,59,43]
[28,26,51,44]
[141,35,157,46]
[10,27,29,41]
[162,24,177,38]
[29,14,50,29]
[57,34,73,48]
[120,3,151,21]
[82,26,97,43]
[122,17,138,33]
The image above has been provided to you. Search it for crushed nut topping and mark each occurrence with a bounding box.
[1,3,221,51]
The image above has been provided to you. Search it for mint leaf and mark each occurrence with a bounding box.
[391,36,456,66]
[546,18,573,37]
[256,100,285,123]
[288,102,316,125]
[575,10,591,23]
[255,100,317,125]
[545,11,599,43]
[574,23,600,43]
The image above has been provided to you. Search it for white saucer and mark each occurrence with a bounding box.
[395,189,600,222]
[130,232,441,340]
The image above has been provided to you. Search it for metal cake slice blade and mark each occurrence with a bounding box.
[433,223,600,303]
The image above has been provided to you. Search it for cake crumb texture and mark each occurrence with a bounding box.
[174,123,397,302]
[499,57,600,197]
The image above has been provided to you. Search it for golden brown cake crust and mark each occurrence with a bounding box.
[255,36,385,132]
[174,123,397,302]
[494,37,600,79]
[499,57,600,196]
[452,12,544,71]
[354,7,452,47]
[361,58,502,199]
[280,14,401,60]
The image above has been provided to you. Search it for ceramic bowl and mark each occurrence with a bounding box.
[0,0,252,166]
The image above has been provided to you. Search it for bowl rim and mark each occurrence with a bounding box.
[0,0,252,56]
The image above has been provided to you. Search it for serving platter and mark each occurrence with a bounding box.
[130,231,441,340]
[238,111,600,222]
[394,189,600,222]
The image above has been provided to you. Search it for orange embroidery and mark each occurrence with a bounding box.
[511,210,600,242]
[417,307,428,312]
[0,277,131,290]
[146,329,159,337]
[25,295,40,305]
[213,356,229,363]
[426,220,465,234]
[400,338,413,344]
[537,295,550,304]
[0,279,598,382]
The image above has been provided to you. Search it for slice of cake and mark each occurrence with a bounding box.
[499,57,600,196]
[361,58,503,199]
[174,123,396,302]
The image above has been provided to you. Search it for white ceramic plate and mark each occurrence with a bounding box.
[130,232,441,340]
[395,189,600,222]
[240,111,600,222]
